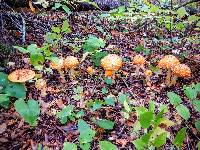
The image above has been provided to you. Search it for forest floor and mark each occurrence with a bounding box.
[0,6,200,150]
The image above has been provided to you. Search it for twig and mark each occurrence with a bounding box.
[175,0,199,10]
[19,14,26,43]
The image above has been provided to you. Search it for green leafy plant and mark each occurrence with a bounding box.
[172,127,187,148]
[0,72,26,108]
[63,142,77,150]
[53,0,71,14]
[14,99,40,127]
[99,141,117,150]
[132,101,174,149]
[78,119,96,150]
[57,105,75,124]
[83,35,107,66]
[93,118,114,130]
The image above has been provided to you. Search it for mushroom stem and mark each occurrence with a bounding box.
[165,69,171,86]
[58,69,65,81]
[105,70,114,77]
[41,87,47,97]
[171,75,178,86]
[135,66,140,76]
[69,68,76,79]
[146,76,151,87]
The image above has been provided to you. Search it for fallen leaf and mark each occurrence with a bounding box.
[116,139,128,148]
[0,123,7,134]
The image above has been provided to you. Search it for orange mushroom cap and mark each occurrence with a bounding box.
[132,54,145,65]
[144,70,153,77]
[101,54,122,71]
[50,59,64,69]
[8,69,35,82]
[172,64,191,77]
[64,56,79,69]
[158,55,180,69]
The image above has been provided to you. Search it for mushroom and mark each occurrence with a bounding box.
[87,66,95,75]
[8,69,35,82]
[157,55,180,86]
[64,56,79,79]
[144,69,152,86]
[35,79,47,97]
[171,64,191,86]
[101,54,123,77]
[132,54,145,76]
[50,58,65,80]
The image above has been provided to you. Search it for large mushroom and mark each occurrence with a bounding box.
[157,55,180,86]
[64,56,79,79]
[132,54,145,76]
[171,64,191,86]
[50,58,65,80]
[8,69,35,82]
[101,54,122,77]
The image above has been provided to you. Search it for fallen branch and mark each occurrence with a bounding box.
[175,0,199,10]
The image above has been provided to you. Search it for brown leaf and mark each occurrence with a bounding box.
[116,139,128,148]
[0,123,7,134]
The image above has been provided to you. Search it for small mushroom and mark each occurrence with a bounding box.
[157,55,180,86]
[87,66,95,75]
[50,58,65,80]
[64,56,79,79]
[8,69,35,82]
[35,79,47,97]
[101,54,122,77]
[171,64,191,86]
[144,69,153,86]
[132,54,145,76]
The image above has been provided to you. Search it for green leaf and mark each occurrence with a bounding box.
[73,86,83,94]
[184,86,197,100]
[83,35,105,53]
[0,72,9,87]
[80,143,90,150]
[195,83,200,92]
[193,100,200,112]
[27,44,39,53]
[153,132,167,148]
[99,141,117,150]
[14,99,40,126]
[172,127,186,148]
[101,87,108,94]
[53,3,62,9]
[92,100,103,111]
[135,107,148,116]
[118,93,128,104]
[188,15,199,24]
[52,26,61,33]
[96,119,114,130]
[167,92,182,106]
[63,142,77,150]
[104,77,113,85]
[124,100,131,112]
[177,7,187,19]
[132,138,146,150]
[5,82,26,98]
[62,20,71,33]
[149,100,155,112]
[57,105,74,124]
[13,46,28,54]
[91,51,108,67]
[195,120,200,132]
[0,94,10,108]
[104,95,115,106]
[139,111,154,128]
[78,119,95,144]
[30,53,45,69]
[176,104,190,120]
[62,5,71,14]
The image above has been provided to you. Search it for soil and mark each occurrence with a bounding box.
[0,4,200,150]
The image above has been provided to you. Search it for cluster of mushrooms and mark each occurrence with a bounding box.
[7,54,191,97]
